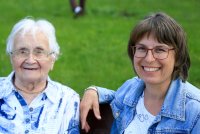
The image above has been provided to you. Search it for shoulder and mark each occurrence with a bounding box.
[116,77,144,96]
[0,72,15,90]
[184,82,200,113]
[113,77,144,106]
[47,79,80,100]
[0,75,14,99]
[0,77,7,93]
[0,77,7,85]
[116,77,143,93]
[0,77,7,81]
[171,79,200,103]
[184,81,200,102]
[0,75,11,85]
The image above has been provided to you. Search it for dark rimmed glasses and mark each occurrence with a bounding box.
[131,45,175,60]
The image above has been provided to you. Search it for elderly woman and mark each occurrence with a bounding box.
[80,12,200,133]
[0,18,80,133]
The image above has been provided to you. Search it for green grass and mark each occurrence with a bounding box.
[0,0,200,96]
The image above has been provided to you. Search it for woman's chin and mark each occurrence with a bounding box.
[141,77,162,85]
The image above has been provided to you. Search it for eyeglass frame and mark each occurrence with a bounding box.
[9,48,55,60]
[131,45,175,60]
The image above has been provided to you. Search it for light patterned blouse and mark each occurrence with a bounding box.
[0,72,80,134]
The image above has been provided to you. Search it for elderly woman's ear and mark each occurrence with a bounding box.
[50,59,55,70]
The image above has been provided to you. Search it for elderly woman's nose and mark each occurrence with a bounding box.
[25,52,37,62]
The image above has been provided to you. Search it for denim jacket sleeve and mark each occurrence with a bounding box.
[96,86,116,104]
[96,77,141,104]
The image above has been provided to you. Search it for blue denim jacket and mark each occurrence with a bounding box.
[97,77,200,134]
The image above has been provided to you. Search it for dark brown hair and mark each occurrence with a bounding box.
[128,12,190,81]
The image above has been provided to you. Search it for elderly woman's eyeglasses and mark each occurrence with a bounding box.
[132,45,175,60]
[9,49,54,60]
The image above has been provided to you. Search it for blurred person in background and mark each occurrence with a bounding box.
[0,17,80,133]
[80,12,200,133]
[69,0,86,17]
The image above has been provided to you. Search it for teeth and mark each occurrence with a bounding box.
[143,67,159,72]
[24,68,37,70]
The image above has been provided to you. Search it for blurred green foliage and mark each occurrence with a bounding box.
[0,0,199,96]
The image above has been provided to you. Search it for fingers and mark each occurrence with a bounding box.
[83,122,90,133]
[93,98,101,120]
[80,103,90,129]
[80,89,101,131]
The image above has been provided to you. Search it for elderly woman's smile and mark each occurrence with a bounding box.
[0,18,80,133]
[11,31,54,84]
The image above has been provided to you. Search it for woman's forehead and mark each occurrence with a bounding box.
[13,31,49,50]
[137,33,174,47]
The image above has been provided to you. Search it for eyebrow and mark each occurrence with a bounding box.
[34,47,45,50]
[15,47,46,52]
[135,43,170,48]
[17,47,29,50]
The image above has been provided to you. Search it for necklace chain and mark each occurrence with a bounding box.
[13,78,47,95]
[16,87,45,94]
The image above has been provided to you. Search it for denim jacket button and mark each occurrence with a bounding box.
[115,112,120,117]
[105,95,109,100]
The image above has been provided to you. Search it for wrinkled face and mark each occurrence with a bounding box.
[11,31,54,84]
[133,34,175,86]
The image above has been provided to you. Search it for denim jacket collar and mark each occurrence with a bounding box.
[123,78,186,121]
[111,77,200,134]
[123,78,145,108]
[160,79,186,121]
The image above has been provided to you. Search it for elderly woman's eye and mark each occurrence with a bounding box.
[34,49,44,54]
[36,50,43,54]
[19,49,28,54]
